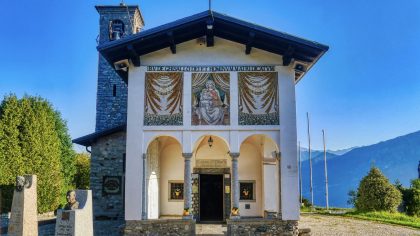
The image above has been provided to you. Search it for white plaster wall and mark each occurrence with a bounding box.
[125,36,300,220]
[277,66,299,220]
[262,136,279,214]
[125,66,145,220]
[159,143,184,216]
[238,143,262,217]
[263,163,278,212]
[141,37,283,66]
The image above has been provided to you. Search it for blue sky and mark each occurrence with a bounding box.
[0,0,419,151]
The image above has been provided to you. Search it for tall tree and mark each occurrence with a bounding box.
[0,95,75,213]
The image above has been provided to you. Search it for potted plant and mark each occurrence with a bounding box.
[231,207,239,216]
[183,208,190,216]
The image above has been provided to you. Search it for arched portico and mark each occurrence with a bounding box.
[144,136,183,219]
[239,134,280,218]
[190,135,232,221]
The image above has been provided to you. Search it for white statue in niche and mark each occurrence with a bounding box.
[196,80,225,125]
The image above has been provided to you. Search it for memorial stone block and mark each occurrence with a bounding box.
[8,175,38,236]
[55,190,93,236]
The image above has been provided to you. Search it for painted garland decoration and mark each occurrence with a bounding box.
[144,72,183,126]
[238,72,279,125]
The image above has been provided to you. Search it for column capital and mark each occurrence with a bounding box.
[182,153,193,159]
[229,152,240,159]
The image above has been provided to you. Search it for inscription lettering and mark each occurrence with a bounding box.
[147,65,275,72]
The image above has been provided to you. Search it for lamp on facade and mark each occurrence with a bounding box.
[208,136,214,148]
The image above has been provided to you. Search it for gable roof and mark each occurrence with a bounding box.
[97,10,328,82]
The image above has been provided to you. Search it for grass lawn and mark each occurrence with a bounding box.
[345,211,420,229]
[301,207,420,229]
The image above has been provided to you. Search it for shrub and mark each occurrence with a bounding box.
[406,179,420,216]
[74,153,90,189]
[0,95,75,213]
[355,167,401,212]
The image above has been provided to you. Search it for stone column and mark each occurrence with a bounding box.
[142,153,147,220]
[182,153,193,219]
[230,152,240,219]
[274,151,282,219]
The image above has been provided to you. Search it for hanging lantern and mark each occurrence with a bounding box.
[208,136,214,148]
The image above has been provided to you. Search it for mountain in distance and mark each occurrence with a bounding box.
[300,130,420,208]
[299,147,356,163]
[327,147,358,155]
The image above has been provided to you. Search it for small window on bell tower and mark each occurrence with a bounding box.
[109,20,125,41]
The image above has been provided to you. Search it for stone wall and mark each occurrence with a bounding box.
[90,131,126,220]
[123,219,195,236]
[227,219,298,236]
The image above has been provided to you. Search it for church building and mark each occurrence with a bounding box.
[74,3,328,235]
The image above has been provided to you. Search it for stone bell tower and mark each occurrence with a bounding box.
[95,4,144,132]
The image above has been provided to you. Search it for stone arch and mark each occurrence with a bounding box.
[238,134,280,217]
[144,133,182,152]
[145,135,183,219]
[192,133,230,154]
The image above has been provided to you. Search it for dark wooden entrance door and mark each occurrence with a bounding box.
[199,174,224,222]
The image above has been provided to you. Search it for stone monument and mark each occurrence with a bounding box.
[8,175,38,236]
[55,190,93,236]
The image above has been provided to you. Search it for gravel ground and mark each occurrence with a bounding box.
[300,213,420,236]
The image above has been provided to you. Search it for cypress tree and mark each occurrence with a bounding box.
[0,95,75,213]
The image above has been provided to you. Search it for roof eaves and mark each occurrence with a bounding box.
[72,124,127,146]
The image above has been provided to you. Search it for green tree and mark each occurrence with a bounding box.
[355,167,402,212]
[74,153,90,189]
[0,95,75,213]
[347,190,357,207]
[406,179,420,216]
[54,111,76,189]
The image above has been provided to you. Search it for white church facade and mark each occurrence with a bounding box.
[74,4,328,235]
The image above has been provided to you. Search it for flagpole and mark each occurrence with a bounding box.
[307,112,313,208]
[323,129,329,210]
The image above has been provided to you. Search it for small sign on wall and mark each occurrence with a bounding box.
[102,176,122,195]
[196,159,227,168]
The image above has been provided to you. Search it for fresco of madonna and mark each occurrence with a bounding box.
[192,73,230,125]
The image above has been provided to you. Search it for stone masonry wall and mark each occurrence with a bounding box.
[227,219,298,236]
[123,219,196,236]
[90,131,126,220]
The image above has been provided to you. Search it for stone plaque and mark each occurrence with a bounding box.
[55,212,74,236]
[102,176,122,195]
[196,159,227,168]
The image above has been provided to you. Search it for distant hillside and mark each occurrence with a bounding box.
[300,148,340,162]
[301,131,420,208]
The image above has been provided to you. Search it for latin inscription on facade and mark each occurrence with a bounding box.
[196,159,227,168]
[147,65,275,72]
